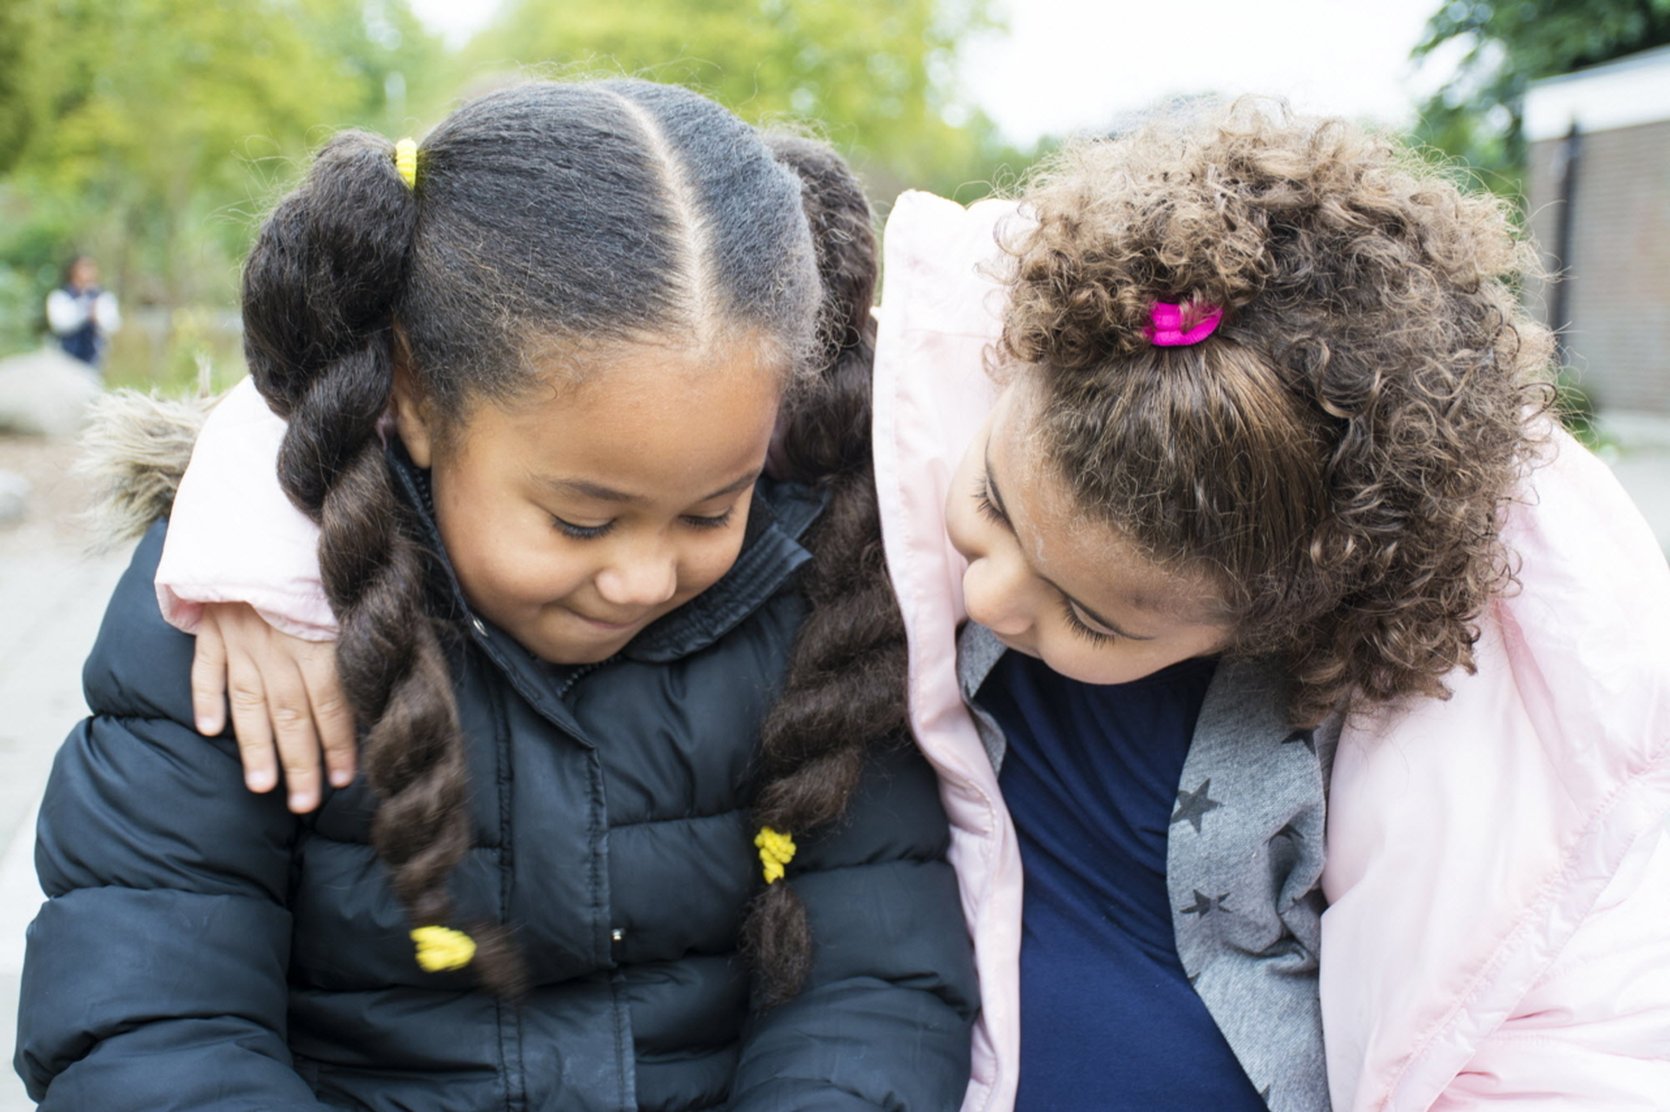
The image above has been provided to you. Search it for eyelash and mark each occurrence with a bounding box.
[1059,595,1118,645]
[976,472,1119,647]
[973,476,1006,525]
[550,509,734,541]
[551,517,612,540]
[683,509,735,531]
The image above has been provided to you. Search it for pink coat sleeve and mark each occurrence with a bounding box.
[1429,824,1670,1110]
[154,376,337,641]
[1322,428,1670,1109]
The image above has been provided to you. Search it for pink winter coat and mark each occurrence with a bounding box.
[871,191,1670,1111]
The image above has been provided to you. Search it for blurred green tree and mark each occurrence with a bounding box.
[0,0,41,175]
[0,0,1037,381]
[461,0,1025,202]
[1413,0,1670,191]
[0,0,440,368]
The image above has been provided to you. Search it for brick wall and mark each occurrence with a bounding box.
[1526,119,1670,412]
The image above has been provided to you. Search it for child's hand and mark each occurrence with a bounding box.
[191,602,356,813]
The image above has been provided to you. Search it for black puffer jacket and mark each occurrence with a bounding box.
[16,465,977,1111]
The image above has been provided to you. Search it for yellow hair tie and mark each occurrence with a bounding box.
[393,137,418,189]
[410,925,475,971]
[755,826,796,885]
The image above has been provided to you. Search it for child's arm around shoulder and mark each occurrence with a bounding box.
[728,737,979,1110]
[1325,428,1670,1108]
[1434,430,1670,1106]
[156,375,334,639]
[17,521,327,1110]
[157,375,354,811]
[1434,823,1670,1107]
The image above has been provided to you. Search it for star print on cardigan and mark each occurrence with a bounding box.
[1268,821,1302,845]
[1171,778,1223,834]
[1180,889,1232,917]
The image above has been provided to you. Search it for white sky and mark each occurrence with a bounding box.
[960,0,1453,141]
[408,0,1458,143]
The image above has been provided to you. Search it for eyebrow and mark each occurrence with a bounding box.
[540,470,761,506]
[982,442,1157,642]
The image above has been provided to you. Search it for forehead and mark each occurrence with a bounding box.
[456,339,782,493]
[988,380,1223,622]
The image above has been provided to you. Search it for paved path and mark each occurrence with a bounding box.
[0,551,123,1112]
[0,432,125,1111]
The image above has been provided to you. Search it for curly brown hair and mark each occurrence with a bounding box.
[999,100,1556,726]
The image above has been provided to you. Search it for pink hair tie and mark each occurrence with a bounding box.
[1144,300,1223,347]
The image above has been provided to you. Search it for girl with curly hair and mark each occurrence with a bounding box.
[17,80,976,1110]
[874,101,1670,1110]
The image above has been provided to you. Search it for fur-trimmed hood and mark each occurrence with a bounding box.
[76,389,217,553]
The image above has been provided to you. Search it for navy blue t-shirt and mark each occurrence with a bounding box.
[979,649,1265,1110]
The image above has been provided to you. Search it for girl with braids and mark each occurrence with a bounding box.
[17,81,976,1110]
[872,102,1670,1110]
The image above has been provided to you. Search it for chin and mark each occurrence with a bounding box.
[992,634,1041,660]
[518,618,633,667]
[538,638,626,667]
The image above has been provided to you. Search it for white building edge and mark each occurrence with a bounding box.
[1523,43,1670,142]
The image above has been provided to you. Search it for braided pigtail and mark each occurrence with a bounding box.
[242,131,523,997]
[742,134,908,1006]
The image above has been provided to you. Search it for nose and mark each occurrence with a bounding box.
[961,552,1034,638]
[594,543,679,610]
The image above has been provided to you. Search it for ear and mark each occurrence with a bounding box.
[390,333,437,469]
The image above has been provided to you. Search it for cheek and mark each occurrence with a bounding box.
[944,429,991,563]
[671,502,757,601]
[944,484,998,567]
[944,498,977,562]
[433,477,588,607]
[1036,642,1157,686]
[1036,628,1224,687]
[676,545,739,601]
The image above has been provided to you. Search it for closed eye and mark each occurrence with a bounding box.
[681,509,735,531]
[973,475,1009,527]
[551,516,614,540]
[1059,594,1119,645]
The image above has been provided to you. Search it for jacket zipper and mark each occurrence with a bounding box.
[555,655,618,700]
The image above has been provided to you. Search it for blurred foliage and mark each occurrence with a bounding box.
[1554,370,1608,450]
[0,0,444,379]
[1412,0,1670,191]
[0,0,1037,387]
[462,0,1028,202]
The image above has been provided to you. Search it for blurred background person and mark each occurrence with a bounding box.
[44,255,118,373]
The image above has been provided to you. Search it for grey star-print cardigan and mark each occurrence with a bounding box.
[957,623,1337,1112]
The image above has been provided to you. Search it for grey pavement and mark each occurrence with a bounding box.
[0,425,127,1112]
[1606,452,1670,551]
[0,548,124,1112]
[0,426,1668,1111]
